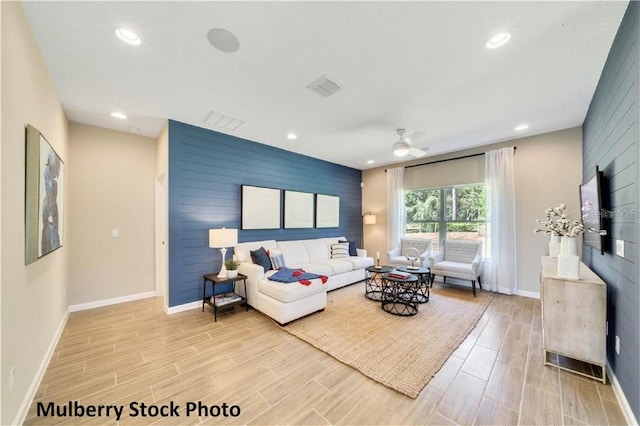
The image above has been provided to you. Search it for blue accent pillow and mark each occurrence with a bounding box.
[339,240,357,256]
[250,247,272,272]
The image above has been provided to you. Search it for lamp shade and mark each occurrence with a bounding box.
[209,228,238,248]
[364,214,377,225]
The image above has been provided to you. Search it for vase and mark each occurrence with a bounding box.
[558,236,579,280]
[549,235,561,258]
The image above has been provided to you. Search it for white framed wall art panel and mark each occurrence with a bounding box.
[316,194,339,228]
[241,185,281,230]
[284,190,314,229]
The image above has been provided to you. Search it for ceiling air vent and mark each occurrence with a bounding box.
[307,75,341,97]
[203,110,244,130]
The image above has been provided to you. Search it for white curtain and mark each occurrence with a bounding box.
[387,167,405,253]
[484,148,517,295]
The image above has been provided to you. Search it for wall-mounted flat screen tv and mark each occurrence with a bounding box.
[580,166,605,255]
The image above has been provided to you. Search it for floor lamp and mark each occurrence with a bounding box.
[362,212,376,250]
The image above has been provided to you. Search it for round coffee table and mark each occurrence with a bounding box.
[365,265,393,301]
[396,266,431,303]
[381,273,420,316]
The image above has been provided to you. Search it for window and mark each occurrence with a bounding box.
[405,184,486,253]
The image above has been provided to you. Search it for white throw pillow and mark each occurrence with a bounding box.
[331,242,349,259]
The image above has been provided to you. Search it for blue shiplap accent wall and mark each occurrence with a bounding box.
[582,2,639,419]
[168,120,362,307]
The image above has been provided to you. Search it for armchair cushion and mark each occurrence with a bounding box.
[430,240,483,280]
[430,261,478,281]
[388,238,432,267]
[401,239,430,257]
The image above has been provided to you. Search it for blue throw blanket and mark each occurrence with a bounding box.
[268,267,324,284]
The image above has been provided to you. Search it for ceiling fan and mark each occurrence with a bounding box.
[392,129,428,157]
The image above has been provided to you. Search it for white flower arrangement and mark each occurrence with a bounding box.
[534,204,583,237]
[534,203,606,237]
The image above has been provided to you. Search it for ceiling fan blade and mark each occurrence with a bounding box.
[409,147,426,157]
[407,131,428,145]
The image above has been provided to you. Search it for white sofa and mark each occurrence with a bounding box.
[234,237,373,324]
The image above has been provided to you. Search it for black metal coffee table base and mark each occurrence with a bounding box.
[365,266,393,301]
[396,266,431,304]
[381,273,420,316]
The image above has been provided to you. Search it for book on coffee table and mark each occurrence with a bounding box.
[387,271,411,279]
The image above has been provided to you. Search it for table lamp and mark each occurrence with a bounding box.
[209,228,238,278]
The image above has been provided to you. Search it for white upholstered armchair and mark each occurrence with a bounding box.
[387,238,432,268]
[429,240,483,296]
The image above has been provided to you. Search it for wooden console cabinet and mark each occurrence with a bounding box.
[540,256,607,383]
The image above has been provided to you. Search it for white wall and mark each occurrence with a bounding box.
[363,127,582,295]
[68,122,156,305]
[1,2,69,423]
[155,123,168,301]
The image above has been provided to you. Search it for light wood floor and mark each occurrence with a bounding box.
[25,283,628,425]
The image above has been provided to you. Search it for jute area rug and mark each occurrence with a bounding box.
[280,281,494,399]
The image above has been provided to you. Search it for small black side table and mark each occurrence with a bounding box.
[381,273,420,316]
[365,265,393,301]
[397,266,431,303]
[202,273,248,321]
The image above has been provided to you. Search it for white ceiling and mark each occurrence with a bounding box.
[22,1,628,170]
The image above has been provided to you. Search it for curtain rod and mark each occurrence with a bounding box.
[385,146,516,172]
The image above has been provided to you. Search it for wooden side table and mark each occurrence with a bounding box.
[202,273,248,321]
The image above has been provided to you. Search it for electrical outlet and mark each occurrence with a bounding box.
[616,239,624,257]
[10,366,16,391]
[615,335,621,355]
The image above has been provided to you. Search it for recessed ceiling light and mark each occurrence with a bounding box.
[207,28,240,53]
[486,32,511,49]
[286,132,298,140]
[515,124,530,131]
[115,28,141,46]
[111,112,127,120]
[367,160,375,164]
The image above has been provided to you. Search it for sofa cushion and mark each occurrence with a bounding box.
[320,259,353,275]
[331,242,350,259]
[305,239,331,263]
[277,240,309,265]
[343,256,374,270]
[235,240,277,263]
[286,263,333,277]
[250,247,272,272]
[259,273,326,303]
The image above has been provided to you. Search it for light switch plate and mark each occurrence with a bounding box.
[112,229,119,238]
[616,239,624,257]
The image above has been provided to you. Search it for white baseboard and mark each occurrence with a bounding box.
[69,291,156,312]
[607,364,639,426]
[516,289,540,299]
[13,307,70,426]
[166,300,201,315]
